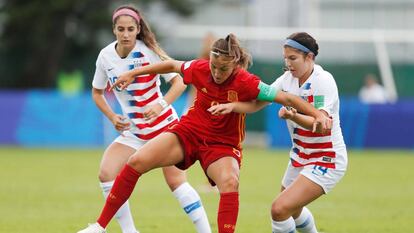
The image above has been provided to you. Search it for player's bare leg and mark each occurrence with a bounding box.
[99,142,139,233]
[271,175,323,233]
[77,133,184,233]
[207,157,240,233]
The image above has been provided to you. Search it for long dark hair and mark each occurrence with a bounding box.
[286,32,319,57]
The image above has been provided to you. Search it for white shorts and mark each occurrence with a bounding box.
[114,131,147,150]
[281,161,346,194]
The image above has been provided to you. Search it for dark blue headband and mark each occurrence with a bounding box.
[284,39,312,53]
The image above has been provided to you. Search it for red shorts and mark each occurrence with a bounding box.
[166,123,242,185]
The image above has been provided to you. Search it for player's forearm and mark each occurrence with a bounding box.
[232,101,267,113]
[130,60,183,76]
[290,112,327,134]
[290,113,315,131]
[92,88,116,120]
[163,75,187,105]
[276,92,323,119]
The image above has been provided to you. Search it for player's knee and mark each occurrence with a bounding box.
[98,167,115,182]
[165,174,187,191]
[218,175,239,192]
[127,153,151,174]
[270,200,290,220]
[127,153,156,174]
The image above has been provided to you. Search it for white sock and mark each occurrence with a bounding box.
[271,217,296,233]
[294,207,318,233]
[100,181,139,233]
[172,182,211,233]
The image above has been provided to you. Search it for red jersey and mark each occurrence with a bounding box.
[180,59,261,149]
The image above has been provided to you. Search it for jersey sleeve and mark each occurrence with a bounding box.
[270,73,287,92]
[92,51,108,90]
[243,73,261,100]
[313,73,338,116]
[180,60,197,85]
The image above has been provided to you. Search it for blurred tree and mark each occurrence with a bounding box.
[138,0,197,16]
[0,0,111,88]
[0,0,204,88]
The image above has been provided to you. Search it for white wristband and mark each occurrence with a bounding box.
[159,99,169,109]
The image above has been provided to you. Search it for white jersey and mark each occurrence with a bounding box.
[92,40,179,140]
[271,64,347,170]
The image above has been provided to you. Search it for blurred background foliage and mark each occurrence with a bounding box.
[0,0,203,88]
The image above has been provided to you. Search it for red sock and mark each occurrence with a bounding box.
[218,192,239,233]
[97,164,141,228]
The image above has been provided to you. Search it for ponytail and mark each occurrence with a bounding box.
[211,33,252,69]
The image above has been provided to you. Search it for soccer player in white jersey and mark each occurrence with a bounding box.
[80,5,211,233]
[207,32,347,233]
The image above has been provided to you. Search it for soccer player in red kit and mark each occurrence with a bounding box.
[77,34,332,233]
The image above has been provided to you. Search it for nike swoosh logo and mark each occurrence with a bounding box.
[107,67,114,71]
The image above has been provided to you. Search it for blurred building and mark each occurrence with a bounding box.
[142,0,414,146]
[145,0,414,63]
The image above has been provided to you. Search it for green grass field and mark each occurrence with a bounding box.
[0,147,412,233]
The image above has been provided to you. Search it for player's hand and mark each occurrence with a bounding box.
[111,114,131,133]
[110,71,135,91]
[208,103,235,115]
[312,113,332,134]
[278,106,297,120]
[143,104,162,122]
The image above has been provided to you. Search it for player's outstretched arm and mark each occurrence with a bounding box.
[111,60,184,91]
[208,100,268,115]
[256,81,332,132]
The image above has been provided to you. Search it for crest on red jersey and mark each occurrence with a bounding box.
[227,90,238,102]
